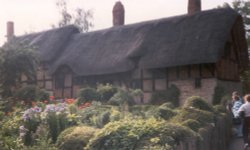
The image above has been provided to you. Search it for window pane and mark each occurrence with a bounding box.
[143,79,153,92]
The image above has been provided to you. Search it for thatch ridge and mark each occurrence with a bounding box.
[14,25,79,62]
[49,8,242,76]
[14,8,247,76]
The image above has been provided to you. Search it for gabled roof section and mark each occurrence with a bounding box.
[14,8,247,76]
[49,8,244,76]
[14,25,79,62]
[138,8,239,69]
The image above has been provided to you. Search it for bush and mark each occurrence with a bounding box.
[14,85,36,101]
[92,111,111,128]
[220,94,231,106]
[181,119,202,132]
[86,118,196,150]
[57,126,98,150]
[44,104,69,143]
[0,110,23,149]
[129,105,157,117]
[159,102,175,109]
[97,84,117,103]
[79,105,118,127]
[108,89,135,106]
[14,85,49,103]
[151,84,180,106]
[27,124,57,150]
[184,96,213,112]
[36,89,49,101]
[0,99,13,113]
[212,86,226,105]
[213,105,227,114]
[173,107,215,126]
[77,87,100,105]
[146,104,177,120]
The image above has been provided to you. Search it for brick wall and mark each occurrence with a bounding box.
[169,78,217,105]
[146,78,243,105]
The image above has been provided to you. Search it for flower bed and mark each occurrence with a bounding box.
[0,95,231,150]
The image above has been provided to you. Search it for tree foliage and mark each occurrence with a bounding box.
[219,1,250,93]
[232,0,250,46]
[231,0,250,93]
[54,0,94,32]
[219,1,250,46]
[0,41,38,98]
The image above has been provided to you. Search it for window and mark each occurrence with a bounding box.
[131,79,142,89]
[194,78,201,88]
[143,79,153,92]
[55,73,65,89]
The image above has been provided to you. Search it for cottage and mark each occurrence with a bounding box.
[11,0,248,104]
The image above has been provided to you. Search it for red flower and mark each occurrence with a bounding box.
[44,100,48,104]
[65,98,75,104]
[78,102,91,109]
[49,96,55,101]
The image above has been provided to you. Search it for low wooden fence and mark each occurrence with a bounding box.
[176,115,232,150]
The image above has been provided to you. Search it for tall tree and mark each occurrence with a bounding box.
[232,0,250,47]
[219,1,250,50]
[0,41,38,98]
[218,1,250,93]
[230,1,250,93]
[54,0,94,32]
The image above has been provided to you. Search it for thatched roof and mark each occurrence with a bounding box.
[15,8,248,76]
[14,25,79,62]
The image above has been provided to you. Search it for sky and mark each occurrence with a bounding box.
[0,0,234,44]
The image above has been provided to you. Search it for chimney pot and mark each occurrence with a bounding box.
[112,1,125,26]
[7,21,14,41]
[188,0,201,15]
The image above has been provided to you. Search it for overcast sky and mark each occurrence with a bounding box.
[0,0,234,43]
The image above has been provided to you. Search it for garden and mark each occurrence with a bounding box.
[0,83,231,150]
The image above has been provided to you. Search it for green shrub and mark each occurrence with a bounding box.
[14,85,49,103]
[27,124,57,150]
[86,118,196,150]
[151,84,180,106]
[79,105,118,127]
[0,112,23,149]
[146,105,176,120]
[97,84,117,102]
[109,108,122,122]
[129,105,157,117]
[220,94,231,106]
[92,111,111,128]
[36,89,49,101]
[158,107,176,120]
[173,107,215,126]
[108,89,135,106]
[14,85,36,101]
[130,89,143,97]
[181,119,202,132]
[0,98,14,112]
[212,85,226,105]
[44,104,69,143]
[184,96,213,112]
[57,126,98,150]
[68,104,78,114]
[0,111,5,121]
[77,87,100,105]
[213,105,227,114]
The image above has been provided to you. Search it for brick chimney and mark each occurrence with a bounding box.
[6,21,14,41]
[188,0,201,15]
[112,1,125,26]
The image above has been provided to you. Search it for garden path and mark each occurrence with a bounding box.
[228,137,245,150]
